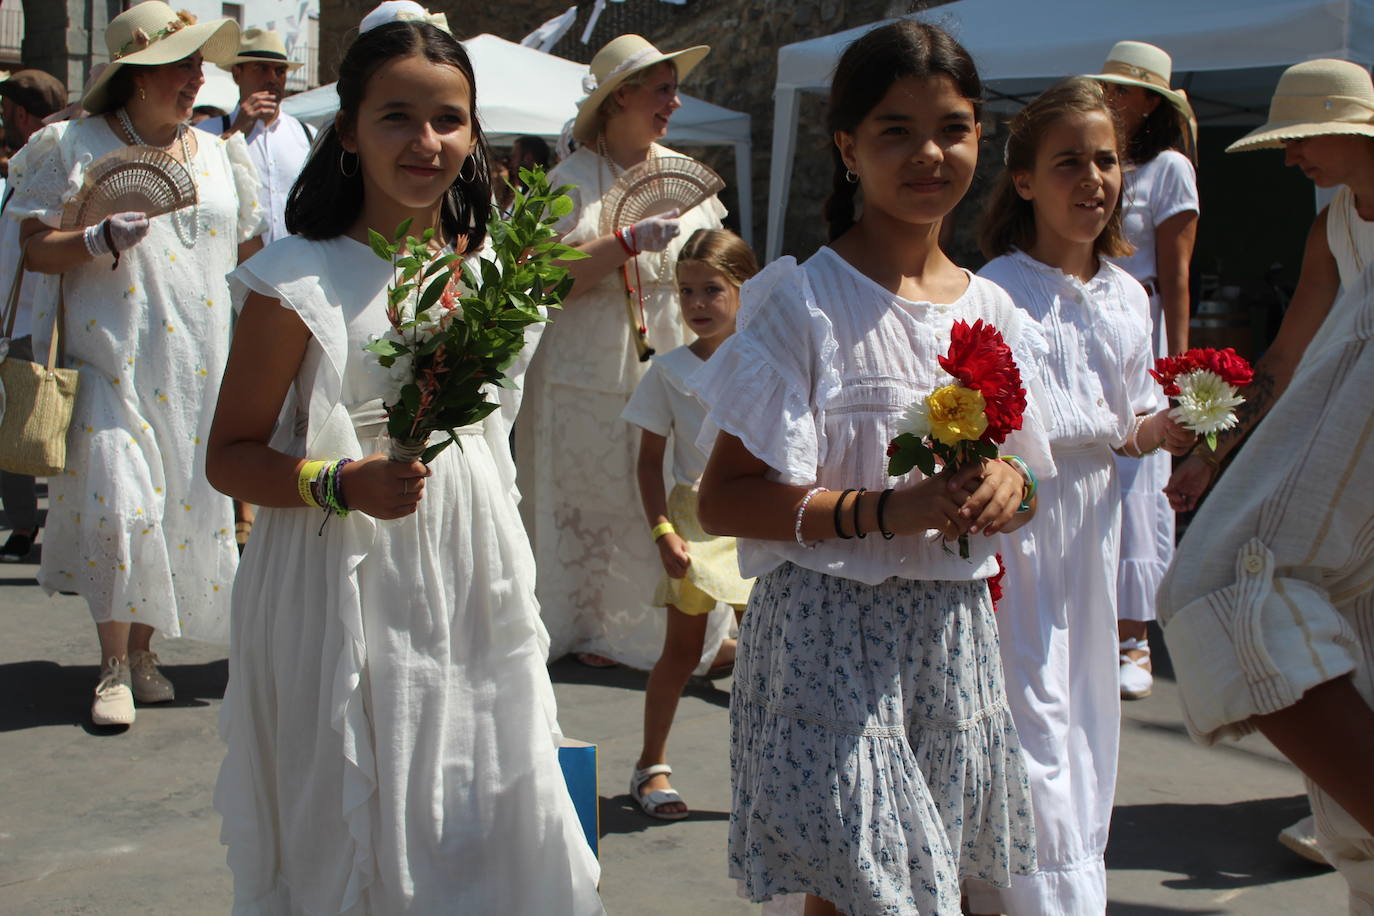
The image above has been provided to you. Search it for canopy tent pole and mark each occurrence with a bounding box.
[734,139,754,247]
[766,87,800,262]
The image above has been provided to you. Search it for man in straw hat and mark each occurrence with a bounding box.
[1160,57,1374,910]
[197,28,311,244]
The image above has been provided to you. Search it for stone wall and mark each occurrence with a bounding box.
[319,0,974,261]
[19,0,115,99]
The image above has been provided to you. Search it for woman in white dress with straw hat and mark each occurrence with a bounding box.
[1088,41,1200,701]
[514,34,732,675]
[7,0,261,728]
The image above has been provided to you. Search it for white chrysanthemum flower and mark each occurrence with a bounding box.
[1170,369,1244,434]
[897,399,932,439]
[386,352,414,389]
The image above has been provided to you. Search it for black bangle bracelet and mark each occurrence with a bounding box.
[876,488,895,540]
[833,488,855,539]
[852,487,868,539]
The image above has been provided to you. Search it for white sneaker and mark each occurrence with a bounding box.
[1278,815,1331,866]
[91,657,135,726]
[1119,638,1153,700]
[128,649,175,703]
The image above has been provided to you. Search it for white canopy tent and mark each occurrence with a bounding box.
[766,0,1374,259]
[283,34,754,243]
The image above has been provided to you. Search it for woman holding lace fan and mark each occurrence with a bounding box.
[514,34,732,673]
[7,1,263,727]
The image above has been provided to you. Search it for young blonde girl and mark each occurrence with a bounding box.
[968,78,1193,915]
[622,227,759,820]
[691,21,1054,916]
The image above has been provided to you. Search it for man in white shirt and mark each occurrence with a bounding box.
[198,28,312,245]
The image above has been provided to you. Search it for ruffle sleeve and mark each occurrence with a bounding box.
[223,133,266,242]
[688,257,842,485]
[6,121,80,229]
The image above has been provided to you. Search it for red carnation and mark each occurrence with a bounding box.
[940,319,1027,444]
[1193,347,1254,387]
[987,553,1006,612]
[1149,353,1200,397]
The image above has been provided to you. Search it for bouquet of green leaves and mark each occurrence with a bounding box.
[363,167,584,463]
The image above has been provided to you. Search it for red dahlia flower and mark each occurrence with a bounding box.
[939,319,1027,444]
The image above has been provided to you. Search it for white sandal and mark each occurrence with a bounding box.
[630,764,689,821]
[1119,638,1153,700]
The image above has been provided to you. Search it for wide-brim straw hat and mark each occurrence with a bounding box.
[1088,40,1197,141]
[573,34,709,145]
[1227,59,1374,152]
[82,1,240,112]
[217,28,304,72]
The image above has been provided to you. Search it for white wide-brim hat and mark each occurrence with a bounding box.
[1227,58,1374,152]
[218,28,304,71]
[82,1,239,113]
[573,34,709,145]
[1088,40,1197,135]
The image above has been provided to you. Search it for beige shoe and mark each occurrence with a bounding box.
[128,649,175,704]
[91,657,135,726]
[1278,815,1331,867]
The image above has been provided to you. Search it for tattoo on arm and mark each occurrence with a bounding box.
[1215,369,1277,454]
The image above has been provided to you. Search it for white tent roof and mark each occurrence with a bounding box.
[282,34,754,242]
[766,0,1374,259]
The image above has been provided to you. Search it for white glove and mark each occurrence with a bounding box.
[84,211,150,258]
[627,208,681,253]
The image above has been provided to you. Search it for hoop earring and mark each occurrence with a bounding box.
[339,149,359,177]
[459,156,477,183]
[845,169,858,184]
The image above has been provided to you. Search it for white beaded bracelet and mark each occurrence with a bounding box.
[82,223,105,259]
[794,486,827,548]
[1128,414,1159,457]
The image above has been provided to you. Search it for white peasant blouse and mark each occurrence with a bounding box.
[689,247,1056,586]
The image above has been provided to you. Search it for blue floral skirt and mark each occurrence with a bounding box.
[728,563,1036,916]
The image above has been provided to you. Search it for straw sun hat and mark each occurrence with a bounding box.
[573,34,709,145]
[1227,59,1374,152]
[218,28,304,72]
[82,1,240,113]
[1088,41,1196,128]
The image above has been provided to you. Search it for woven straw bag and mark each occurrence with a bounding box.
[0,246,78,476]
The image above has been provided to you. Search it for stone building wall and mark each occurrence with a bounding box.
[319,0,977,261]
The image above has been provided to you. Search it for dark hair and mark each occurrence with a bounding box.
[93,65,140,114]
[676,228,760,288]
[513,135,550,170]
[979,77,1133,261]
[285,21,491,251]
[1123,88,1193,164]
[824,20,983,241]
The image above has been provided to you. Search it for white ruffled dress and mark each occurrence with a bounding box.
[689,250,1054,916]
[215,236,603,915]
[6,118,262,638]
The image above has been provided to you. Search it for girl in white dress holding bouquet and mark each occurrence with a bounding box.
[205,14,602,914]
[968,78,1193,916]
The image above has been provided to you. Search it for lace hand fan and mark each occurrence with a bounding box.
[598,157,725,362]
[59,145,197,231]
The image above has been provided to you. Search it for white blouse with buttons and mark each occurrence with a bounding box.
[689,246,1056,586]
[978,250,1161,451]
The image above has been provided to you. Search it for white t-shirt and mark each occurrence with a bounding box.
[689,246,1056,586]
[979,250,1160,450]
[621,344,709,488]
[1110,149,1199,285]
[197,111,312,244]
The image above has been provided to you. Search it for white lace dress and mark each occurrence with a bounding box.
[514,144,732,670]
[6,117,262,638]
[690,250,1055,915]
[216,236,603,915]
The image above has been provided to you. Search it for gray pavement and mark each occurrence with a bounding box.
[0,519,1349,914]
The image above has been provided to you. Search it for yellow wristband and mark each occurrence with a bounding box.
[298,459,328,508]
[651,521,676,541]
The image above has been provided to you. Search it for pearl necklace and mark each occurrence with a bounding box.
[116,107,199,249]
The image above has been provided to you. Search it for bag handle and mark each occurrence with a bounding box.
[1,236,25,341]
[1,238,65,371]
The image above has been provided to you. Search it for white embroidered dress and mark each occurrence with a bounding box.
[215,236,602,915]
[7,118,262,638]
[690,249,1055,916]
[969,251,1158,916]
[514,143,729,670]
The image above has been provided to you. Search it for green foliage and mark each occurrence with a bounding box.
[366,166,582,461]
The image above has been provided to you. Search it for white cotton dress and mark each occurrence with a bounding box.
[215,236,604,915]
[1326,184,1374,288]
[968,251,1158,916]
[514,144,733,671]
[7,117,262,638]
[1108,148,1198,624]
[689,249,1057,916]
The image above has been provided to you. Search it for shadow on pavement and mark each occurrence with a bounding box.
[0,659,228,734]
[598,793,730,837]
[1107,793,1328,891]
[1106,903,1225,914]
[548,655,730,708]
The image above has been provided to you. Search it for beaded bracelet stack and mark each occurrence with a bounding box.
[298,458,353,520]
[795,487,898,547]
[1000,455,1038,513]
